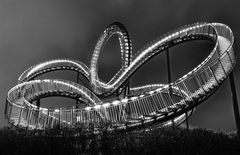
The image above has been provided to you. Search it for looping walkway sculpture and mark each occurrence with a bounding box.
[5,22,235,132]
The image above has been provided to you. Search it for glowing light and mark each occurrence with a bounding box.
[54,109,60,112]
[130,97,138,100]
[94,105,101,109]
[85,107,91,111]
[103,103,110,107]
[121,98,128,103]
[112,100,120,105]
[149,91,155,94]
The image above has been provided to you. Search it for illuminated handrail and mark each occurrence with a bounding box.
[18,23,220,96]
[18,59,90,83]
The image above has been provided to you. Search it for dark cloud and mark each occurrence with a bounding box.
[1,0,240,132]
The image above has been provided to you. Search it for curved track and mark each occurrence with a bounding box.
[5,22,235,131]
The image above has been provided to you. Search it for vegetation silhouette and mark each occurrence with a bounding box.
[0,125,240,155]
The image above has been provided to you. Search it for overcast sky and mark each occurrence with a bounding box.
[0,0,240,132]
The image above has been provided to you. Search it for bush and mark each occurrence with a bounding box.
[0,126,240,154]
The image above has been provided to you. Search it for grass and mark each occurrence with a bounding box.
[0,125,239,155]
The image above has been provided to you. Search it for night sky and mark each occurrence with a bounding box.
[0,0,240,132]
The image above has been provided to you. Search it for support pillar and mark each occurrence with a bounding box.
[166,48,176,128]
[123,81,130,98]
[36,99,40,107]
[185,112,189,135]
[76,72,80,109]
[166,48,172,84]
[229,72,240,137]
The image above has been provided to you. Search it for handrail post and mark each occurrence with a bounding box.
[195,74,207,95]
[218,59,228,77]
[209,66,220,86]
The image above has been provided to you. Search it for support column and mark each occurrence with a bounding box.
[122,51,131,119]
[229,72,240,137]
[59,108,62,129]
[185,112,189,135]
[36,99,40,107]
[166,48,176,128]
[34,77,41,109]
[36,99,40,129]
[76,72,80,109]
[123,81,130,98]
[166,49,172,84]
